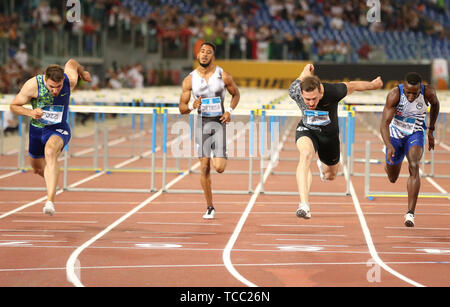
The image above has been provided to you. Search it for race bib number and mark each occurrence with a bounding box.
[37,105,64,126]
[392,114,415,135]
[200,97,222,117]
[304,110,330,126]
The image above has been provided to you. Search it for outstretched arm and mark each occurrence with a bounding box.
[425,85,440,151]
[380,87,399,164]
[344,76,383,95]
[64,59,92,91]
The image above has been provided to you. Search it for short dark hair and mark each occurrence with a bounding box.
[200,41,216,54]
[405,72,422,86]
[301,76,322,93]
[44,65,65,83]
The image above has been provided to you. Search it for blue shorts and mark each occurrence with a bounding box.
[29,123,71,159]
[386,130,424,165]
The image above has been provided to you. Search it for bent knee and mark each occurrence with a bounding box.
[326,173,337,181]
[33,167,44,177]
[215,166,225,174]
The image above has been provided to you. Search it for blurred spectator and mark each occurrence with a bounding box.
[357,41,372,60]
[14,43,28,70]
[0,0,448,87]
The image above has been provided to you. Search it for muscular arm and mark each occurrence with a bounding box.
[9,77,42,119]
[344,76,383,95]
[179,75,195,115]
[424,85,440,150]
[220,71,240,123]
[380,87,399,164]
[223,71,240,110]
[64,59,92,91]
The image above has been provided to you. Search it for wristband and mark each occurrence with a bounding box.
[428,127,435,131]
[188,101,194,111]
[226,107,233,114]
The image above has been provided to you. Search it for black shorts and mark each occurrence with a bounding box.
[295,123,340,166]
[195,116,227,158]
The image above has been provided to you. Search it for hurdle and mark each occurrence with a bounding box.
[364,140,450,199]
[6,87,420,198]
[257,109,354,196]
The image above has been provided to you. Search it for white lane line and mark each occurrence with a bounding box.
[66,124,247,287]
[0,170,22,180]
[222,119,294,288]
[344,162,425,287]
[66,160,201,286]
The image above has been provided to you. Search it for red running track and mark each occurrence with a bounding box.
[0,115,449,287]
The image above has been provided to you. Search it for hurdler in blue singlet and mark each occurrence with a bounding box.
[28,74,71,159]
[386,83,427,165]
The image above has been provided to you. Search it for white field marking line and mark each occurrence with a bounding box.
[222,119,294,288]
[0,170,22,180]
[125,231,217,235]
[0,200,365,205]
[5,260,450,273]
[439,143,450,151]
[66,124,247,287]
[392,246,450,250]
[413,241,450,245]
[261,224,344,228]
[256,233,347,237]
[0,132,182,220]
[140,236,192,239]
[0,239,67,243]
[385,226,450,231]
[0,244,431,255]
[113,241,208,245]
[276,238,327,242]
[2,234,54,237]
[252,243,349,248]
[388,236,450,239]
[0,229,84,233]
[361,203,450,207]
[66,163,200,287]
[136,222,221,226]
[343,160,425,287]
[0,201,142,205]
[12,220,97,224]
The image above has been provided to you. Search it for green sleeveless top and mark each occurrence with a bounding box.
[30,75,55,128]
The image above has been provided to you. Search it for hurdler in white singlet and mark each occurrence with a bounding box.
[389,84,427,139]
[190,66,226,117]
